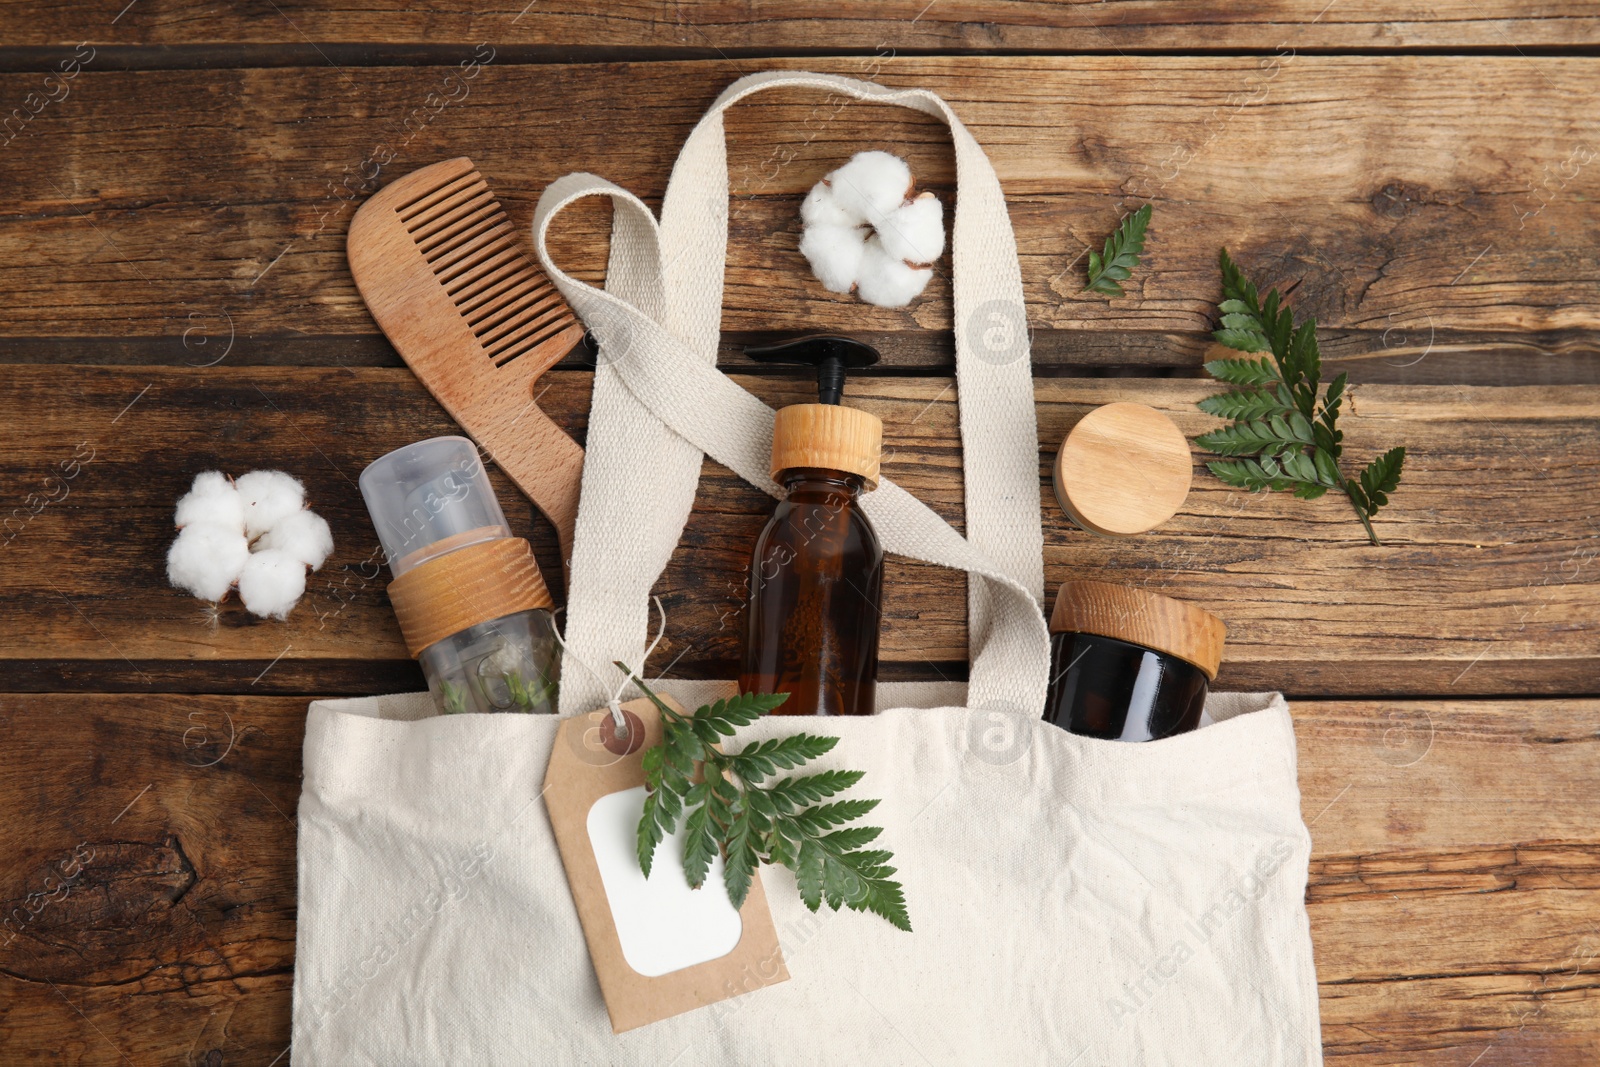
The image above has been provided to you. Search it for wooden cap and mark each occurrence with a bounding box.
[386,536,553,657]
[1053,402,1192,536]
[1050,580,1226,679]
[771,403,883,488]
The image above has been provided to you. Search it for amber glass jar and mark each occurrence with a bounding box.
[1043,581,1226,742]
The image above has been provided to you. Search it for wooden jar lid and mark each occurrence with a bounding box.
[1050,580,1226,679]
[771,403,883,488]
[386,536,553,657]
[1053,402,1192,536]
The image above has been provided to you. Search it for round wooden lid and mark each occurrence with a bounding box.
[1049,580,1226,679]
[1052,402,1193,536]
[771,403,883,488]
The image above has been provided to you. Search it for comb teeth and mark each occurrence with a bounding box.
[396,168,574,367]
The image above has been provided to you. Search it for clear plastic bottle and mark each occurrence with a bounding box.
[360,436,560,716]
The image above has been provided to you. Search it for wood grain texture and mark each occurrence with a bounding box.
[1052,400,1192,536]
[1299,699,1600,1062]
[1049,579,1226,677]
[0,694,299,1065]
[1,366,1594,697]
[770,402,884,487]
[1,58,1597,381]
[2,693,1593,1063]
[1,30,1595,1063]
[2,2,1599,52]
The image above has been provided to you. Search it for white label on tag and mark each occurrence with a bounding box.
[586,786,744,978]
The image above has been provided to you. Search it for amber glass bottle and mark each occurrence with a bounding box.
[741,467,883,716]
[738,336,884,716]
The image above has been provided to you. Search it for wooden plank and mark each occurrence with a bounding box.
[1,366,1595,696]
[2,694,1595,1064]
[1,58,1597,382]
[0,693,299,1066]
[2,2,1598,53]
[1298,698,1600,1064]
[1296,700,1600,857]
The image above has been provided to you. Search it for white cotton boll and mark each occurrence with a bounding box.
[167,521,251,602]
[174,470,244,532]
[799,181,858,229]
[237,548,308,620]
[855,236,934,308]
[876,193,946,266]
[237,469,306,540]
[256,509,334,570]
[826,151,913,226]
[799,151,940,307]
[799,223,868,294]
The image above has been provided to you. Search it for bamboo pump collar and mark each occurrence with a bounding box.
[749,336,883,488]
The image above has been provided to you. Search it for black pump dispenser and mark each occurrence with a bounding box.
[745,336,880,405]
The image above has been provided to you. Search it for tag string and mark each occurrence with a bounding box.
[551,596,669,736]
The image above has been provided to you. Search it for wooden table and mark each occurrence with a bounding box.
[3,4,1598,1063]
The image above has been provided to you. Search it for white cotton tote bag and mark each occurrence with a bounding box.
[292,72,1322,1066]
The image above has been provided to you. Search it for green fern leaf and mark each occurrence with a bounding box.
[680,784,717,889]
[1198,388,1289,421]
[1212,328,1270,352]
[1359,446,1406,514]
[766,770,867,809]
[637,790,666,878]
[1199,252,1406,544]
[1083,203,1152,298]
[796,838,825,911]
[722,806,758,910]
[1203,357,1279,386]
[725,733,839,784]
[695,692,789,733]
[1219,248,1258,307]
[788,797,881,833]
[625,669,909,932]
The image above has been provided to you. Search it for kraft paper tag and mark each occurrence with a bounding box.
[544,695,789,1033]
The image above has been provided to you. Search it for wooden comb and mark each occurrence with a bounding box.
[348,156,587,566]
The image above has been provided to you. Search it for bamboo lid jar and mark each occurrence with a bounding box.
[1049,579,1226,679]
[359,436,561,716]
[1044,581,1227,741]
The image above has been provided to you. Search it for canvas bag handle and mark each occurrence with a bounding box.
[533,71,1049,717]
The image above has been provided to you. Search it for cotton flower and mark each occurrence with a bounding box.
[174,471,244,531]
[256,509,334,570]
[167,467,333,620]
[798,150,946,308]
[855,237,934,309]
[799,223,868,294]
[875,194,946,266]
[824,151,912,227]
[167,521,251,602]
[237,548,308,621]
[800,182,860,230]
[237,469,306,540]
